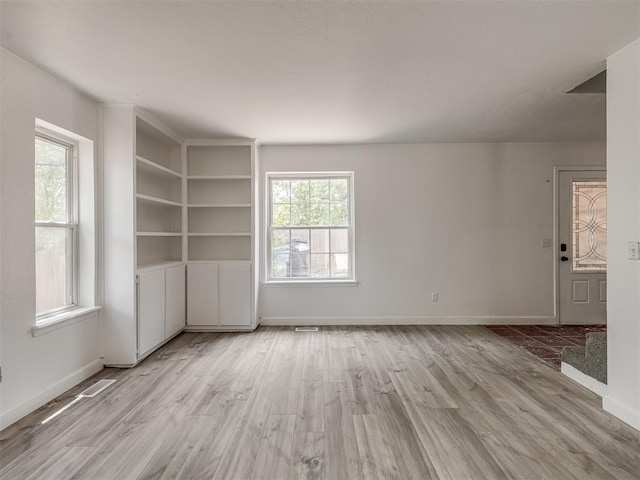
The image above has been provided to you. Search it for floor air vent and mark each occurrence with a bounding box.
[78,379,116,398]
[42,379,116,425]
[295,327,319,332]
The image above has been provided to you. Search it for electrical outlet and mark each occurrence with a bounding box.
[629,241,640,260]
[431,292,439,302]
[540,237,552,248]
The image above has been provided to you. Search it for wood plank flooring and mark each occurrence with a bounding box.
[2,326,640,479]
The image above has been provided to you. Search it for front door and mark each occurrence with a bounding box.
[558,170,607,325]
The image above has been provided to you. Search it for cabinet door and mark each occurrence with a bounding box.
[219,263,251,326]
[138,270,166,357]
[165,265,186,338]
[187,263,219,326]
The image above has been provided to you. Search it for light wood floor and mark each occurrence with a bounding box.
[2,326,640,479]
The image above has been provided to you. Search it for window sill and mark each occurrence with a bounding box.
[32,306,101,337]
[264,279,359,287]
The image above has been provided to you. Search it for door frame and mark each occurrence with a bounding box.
[553,165,606,324]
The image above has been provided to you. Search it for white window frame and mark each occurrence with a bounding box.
[35,128,79,319]
[265,171,356,284]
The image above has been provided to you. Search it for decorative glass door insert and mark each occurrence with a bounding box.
[572,181,606,272]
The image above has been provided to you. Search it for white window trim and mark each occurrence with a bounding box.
[35,129,79,320]
[264,171,356,285]
[264,279,359,287]
[32,306,101,337]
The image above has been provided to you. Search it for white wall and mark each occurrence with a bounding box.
[605,38,640,430]
[260,142,605,324]
[0,49,102,429]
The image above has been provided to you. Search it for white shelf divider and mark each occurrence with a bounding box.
[137,232,183,237]
[187,232,251,237]
[136,193,182,207]
[137,155,181,178]
[187,175,251,180]
[187,203,251,208]
[136,260,185,274]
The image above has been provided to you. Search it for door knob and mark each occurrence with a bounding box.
[561,256,569,262]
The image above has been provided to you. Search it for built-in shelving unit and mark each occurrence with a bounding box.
[135,118,183,270]
[104,111,259,364]
[186,144,253,263]
[185,140,259,330]
[103,106,186,366]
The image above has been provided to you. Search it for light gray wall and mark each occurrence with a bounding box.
[605,38,640,430]
[0,49,102,429]
[259,142,605,324]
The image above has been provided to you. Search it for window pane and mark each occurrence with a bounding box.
[272,204,291,226]
[36,226,72,314]
[291,203,310,226]
[330,202,348,225]
[309,203,329,226]
[330,179,348,201]
[310,180,329,202]
[35,137,69,223]
[310,253,330,277]
[272,229,290,250]
[310,229,329,253]
[272,253,288,278]
[291,180,310,204]
[572,181,607,271]
[290,230,310,277]
[291,229,310,249]
[272,229,290,278]
[272,179,290,203]
[330,228,349,253]
[331,254,350,277]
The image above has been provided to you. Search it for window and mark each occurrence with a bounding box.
[572,180,607,272]
[267,172,354,282]
[35,131,77,316]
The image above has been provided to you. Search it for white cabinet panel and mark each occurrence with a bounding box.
[187,264,219,326]
[138,270,166,356]
[165,265,186,337]
[219,264,251,326]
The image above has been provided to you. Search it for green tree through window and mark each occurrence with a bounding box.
[35,133,76,315]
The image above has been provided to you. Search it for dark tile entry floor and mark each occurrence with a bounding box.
[485,324,607,369]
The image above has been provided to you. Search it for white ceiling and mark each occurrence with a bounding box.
[2,1,639,144]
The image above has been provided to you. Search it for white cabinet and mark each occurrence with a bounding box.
[219,264,251,326]
[138,270,166,357]
[138,265,186,358]
[187,264,219,326]
[165,265,186,337]
[187,262,251,328]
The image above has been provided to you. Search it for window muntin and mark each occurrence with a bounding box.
[35,133,77,316]
[268,173,354,281]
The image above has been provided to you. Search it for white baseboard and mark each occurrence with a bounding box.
[259,316,557,326]
[560,362,608,397]
[184,325,258,333]
[559,320,607,325]
[0,359,103,431]
[603,395,640,431]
